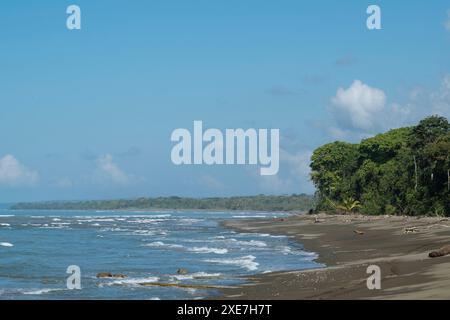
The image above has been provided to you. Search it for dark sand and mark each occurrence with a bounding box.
[218,213,450,299]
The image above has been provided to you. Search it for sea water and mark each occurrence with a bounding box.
[0,209,322,299]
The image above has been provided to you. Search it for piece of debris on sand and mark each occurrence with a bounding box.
[404,227,419,234]
[429,245,450,258]
[314,217,325,224]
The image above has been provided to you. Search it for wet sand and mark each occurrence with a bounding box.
[219,213,450,299]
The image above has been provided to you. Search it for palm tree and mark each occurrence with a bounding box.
[327,197,361,214]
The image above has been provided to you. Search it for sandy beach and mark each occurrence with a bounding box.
[219,213,450,300]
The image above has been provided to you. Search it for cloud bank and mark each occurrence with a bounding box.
[328,75,450,140]
[93,154,138,186]
[0,155,39,187]
[331,80,387,132]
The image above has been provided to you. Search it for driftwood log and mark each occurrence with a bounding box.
[429,245,450,258]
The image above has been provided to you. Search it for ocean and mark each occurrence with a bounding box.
[0,209,322,300]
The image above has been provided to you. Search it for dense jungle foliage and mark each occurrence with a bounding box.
[311,116,450,216]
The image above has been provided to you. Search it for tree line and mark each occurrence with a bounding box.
[311,116,450,216]
[11,194,314,212]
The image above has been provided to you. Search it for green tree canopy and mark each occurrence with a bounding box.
[311,116,450,216]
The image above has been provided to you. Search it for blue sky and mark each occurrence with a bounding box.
[0,0,449,202]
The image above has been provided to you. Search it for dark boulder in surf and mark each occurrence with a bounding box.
[96,272,127,279]
[177,268,189,275]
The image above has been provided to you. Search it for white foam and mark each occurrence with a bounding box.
[279,246,294,255]
[0,242,13,247]
[204,255,259,271]
[240,232,286,238]
[78,218,116,222]
[301,251,318,259]
[179,218,203,224]
[100,227,128,232]
[143,241,183,249]
[146,214,171,218]
[192,271,222,278]
[74,214,166,219]
[0,223,10,227]
[132,230,157,236]
[188,247,228,254]
[106,276,159,286]
[171,272,222,281]
[0,215,14,217]
[145,241,164,247]
[23,288,61,295]
[129,219,165,224]
[232,215,267,218]
[40,225,70,229]
[122,214,171,218]
[231,239,267,247]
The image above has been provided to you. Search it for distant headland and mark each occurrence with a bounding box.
[10,194,315,212]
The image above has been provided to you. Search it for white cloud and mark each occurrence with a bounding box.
[384,74,450,127]
[93,154,137,186]
[331,80,387,132]
[328,75,450,141]
[0,155,39,187]
[255,75,450,194]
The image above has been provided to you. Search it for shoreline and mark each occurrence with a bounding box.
[217,213,450,299]
[6,208,298,214]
